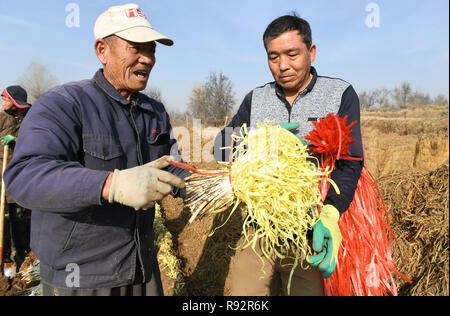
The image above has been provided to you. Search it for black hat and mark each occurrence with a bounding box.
[2,85,31,108]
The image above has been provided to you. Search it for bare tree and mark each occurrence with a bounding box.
[358,91,375,108]
[142,86,164,103]
[189,83,208,116]
[359,88,391,108]
[360,83,447,109]
[18,62,58,103]
[434,94,449,107]
[189,72,235,125]
[393,81,413,109]
[409,90,433,107]
[374,88,392,108]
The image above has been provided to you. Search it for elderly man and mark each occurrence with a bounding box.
[4,4,187,296]
[214,13,364,296]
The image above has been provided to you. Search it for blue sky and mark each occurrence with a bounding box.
[0,0,448,112]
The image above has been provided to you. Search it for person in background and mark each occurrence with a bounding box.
[4,4,188,296]
[1,85,32,271]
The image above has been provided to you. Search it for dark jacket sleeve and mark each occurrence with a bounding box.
[3,89,110,214]
[324,85,364,215]
[213,91,253,162]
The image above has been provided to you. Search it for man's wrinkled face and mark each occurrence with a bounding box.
[1,95,13,111]
[97,36,156,99]
[266,30,316,96]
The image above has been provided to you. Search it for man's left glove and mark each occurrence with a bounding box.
[306,205,342,279]
[0,135,17,145]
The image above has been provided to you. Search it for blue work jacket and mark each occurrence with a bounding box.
[4,69,188,289]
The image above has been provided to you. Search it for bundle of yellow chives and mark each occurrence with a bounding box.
[229,123,336,266]
[183,122,338,291]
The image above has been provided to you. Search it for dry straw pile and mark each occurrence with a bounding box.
[379,162,449,296]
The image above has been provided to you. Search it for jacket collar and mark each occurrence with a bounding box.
[92,69,154,112]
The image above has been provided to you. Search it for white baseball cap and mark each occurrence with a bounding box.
[94,3,173,46]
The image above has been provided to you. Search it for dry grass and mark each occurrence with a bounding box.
[378,163,449,296]
[361,106,449,178]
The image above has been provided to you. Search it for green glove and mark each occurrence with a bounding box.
[0,135,17,145]
[306,205,342,279]
[280,122,300,131]
[280,122,307,146]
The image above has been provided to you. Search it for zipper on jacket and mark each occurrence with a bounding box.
[279,90,308,123]
[275,91,293,123]
[129,101,146,282]
[92,80,147,282]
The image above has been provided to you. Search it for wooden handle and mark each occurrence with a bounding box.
[0,144,9,268]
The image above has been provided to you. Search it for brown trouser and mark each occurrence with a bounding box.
[231,234,325,296]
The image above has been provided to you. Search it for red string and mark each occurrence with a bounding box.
[168,132,236,192]
[168,160,228,177]
[305,113,412,295]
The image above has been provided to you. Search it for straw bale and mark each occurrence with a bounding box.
[378,163,449,296]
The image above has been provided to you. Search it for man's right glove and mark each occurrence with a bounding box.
[280,122,307,146]
[306,204,342,279]
[108,155,185,211]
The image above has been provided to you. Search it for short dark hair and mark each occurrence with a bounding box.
[263,13,312,50]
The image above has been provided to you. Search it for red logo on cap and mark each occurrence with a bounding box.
[126,8,146,18]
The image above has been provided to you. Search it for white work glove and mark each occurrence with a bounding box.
[108,155,185,210]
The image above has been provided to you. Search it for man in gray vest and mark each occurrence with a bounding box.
[214,13,364,296]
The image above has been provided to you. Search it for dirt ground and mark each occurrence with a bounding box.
[0,252,39,296]
[158,160,244,296]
